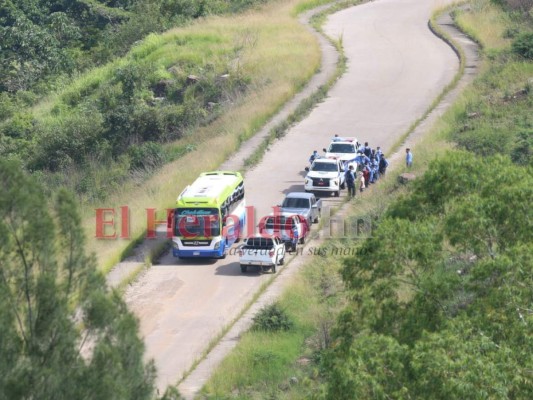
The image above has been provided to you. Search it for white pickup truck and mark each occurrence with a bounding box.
[323,137,359,167]
[304,157,346,197]
[238,236,286,273]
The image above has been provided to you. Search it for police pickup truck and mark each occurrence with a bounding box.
[304,157,346,197]
[323,137,359,169]
[239,236,286,273]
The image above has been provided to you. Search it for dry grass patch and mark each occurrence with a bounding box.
[455,0,513,50]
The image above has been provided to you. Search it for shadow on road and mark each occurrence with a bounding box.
[215,262,270,276]
[281,183,306,195]
[157,254,219,267]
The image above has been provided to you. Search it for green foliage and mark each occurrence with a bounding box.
[128,141,166,170]
[326,334,410,400]
[512,31,533,58]
[0,0,271,93]
[252,303,294,332]
[511,130,533,165]
[0,0,265,202]
[325,150,533,398]
[0,159,159,399]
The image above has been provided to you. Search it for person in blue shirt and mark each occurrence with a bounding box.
[332,134,344,142]
[370,157,379,183]
[345,165,356,198]
[379,154,389,175]
[291,224,299,252]
[376,146,383,162]
[352,153,370,166]
[406,148,413,168]
[309,150,320,164]
[363,142,372,158]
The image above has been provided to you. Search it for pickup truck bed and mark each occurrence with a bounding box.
[239,236,285,273]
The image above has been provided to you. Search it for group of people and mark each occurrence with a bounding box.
[343,141,390,198]
[309,136,415,199]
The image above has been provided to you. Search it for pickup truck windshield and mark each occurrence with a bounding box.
[328,143,356,153]
[175,208,220,237]
[282,198,310,209]
[311,162,338,172]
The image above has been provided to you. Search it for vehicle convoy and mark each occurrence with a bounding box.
[304,157,346,196]
[258,213,310,251]
[279,192,322,225]
[239,236,286,273]
[323,137,359,168]
[169,171,245,259]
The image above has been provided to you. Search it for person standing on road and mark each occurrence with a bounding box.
[362,167,370,190]
[376,146,383,162]
[379,154,389,175]
[370,157,379,183]
[291,223,299,252]
[345,165,356,198]
[359,171,366,193]
[406,148,413,168]
[309,150,319,165]
[363,142,372,158]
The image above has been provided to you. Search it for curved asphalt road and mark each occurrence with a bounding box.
[123,0,459,393]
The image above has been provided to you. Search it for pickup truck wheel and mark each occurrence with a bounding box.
[313,215,319,223]
[334,190,340,197]
[278,257,284,266]
[340,182,346,190]
[271,264,276,273]
[240,265,247,273]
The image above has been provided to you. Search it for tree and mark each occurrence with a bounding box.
[0,159,157,399]
[325,151,533,399]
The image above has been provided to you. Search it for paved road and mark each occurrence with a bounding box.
[123,0,458,393]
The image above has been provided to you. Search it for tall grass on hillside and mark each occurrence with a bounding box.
[453,0,533,166]
[454,0,514,49]
[0,0,278,96]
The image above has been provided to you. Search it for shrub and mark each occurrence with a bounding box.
[454,126,513,157]
[31,111,104,171]
[0,93,15,121]
[127,142,166,170]
[503,0,533,12]
[512,32,533,59]
[511,130,532,165]
[252,303,294,332]
[2,112,34,139]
